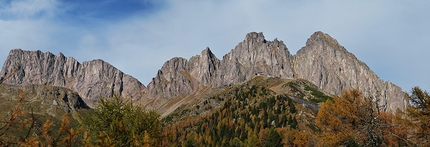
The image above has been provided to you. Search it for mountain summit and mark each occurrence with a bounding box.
[0,49,146,107]
[293,31,405,111]
[0,31,406,112]
[216,32,294,86]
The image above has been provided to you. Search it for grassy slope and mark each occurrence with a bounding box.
[0,84,88,133]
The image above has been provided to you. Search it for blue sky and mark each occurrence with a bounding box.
[0,0,429,92]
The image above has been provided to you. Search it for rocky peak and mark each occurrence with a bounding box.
[307,31,339,45]
[0,49,146,107]
[244,32,266,43]
[293,32,406,111]
[189,47,220,85]
[147,47,221,100]
[147,57,194,99]
[161,57,188,73]
[201,47,213,56]
[57,52,66,59]
[297,31,344,56]
[216,32,294,86]
[1,49,59,85]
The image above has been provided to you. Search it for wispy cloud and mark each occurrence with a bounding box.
[0,0,58,19]
[0,0,429,91]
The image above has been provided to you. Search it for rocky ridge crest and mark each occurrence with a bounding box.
[215,32,294,86]
[292,32,405,111]
[147,31,406,111]
[0,49,146,107]
[146,47,220,99]
[0,31,407,112]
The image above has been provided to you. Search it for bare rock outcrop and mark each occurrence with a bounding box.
[188,47,220,86]
[292,31,406,111]
[0,49,146,107]
[147,57,193,99]
[216,32,294,86]
[0,83,89,117]
[147,47,220,99]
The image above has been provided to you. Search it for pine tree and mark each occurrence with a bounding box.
[288,98,297,113]
[265,128,281,147]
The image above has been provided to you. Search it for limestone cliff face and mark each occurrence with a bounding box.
[147,57,193,99]
[146,35,295,99]
[293,31,375,95]
[147,47,220,99]
[0,31,407,112]
[0,49,146,107]
[216,32,294,86]
[147,31,406,111]
[188,47,220,86]
[292,31,406,111]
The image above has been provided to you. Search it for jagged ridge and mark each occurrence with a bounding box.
[0,49,146,107]
[147,31,406,112]
[0,31,406,112]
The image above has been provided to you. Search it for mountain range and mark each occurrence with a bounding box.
[0,31,406,116]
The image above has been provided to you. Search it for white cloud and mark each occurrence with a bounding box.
[0,19,51,52]
[0,0,58,19]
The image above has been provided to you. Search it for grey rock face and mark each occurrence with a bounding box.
[147,31,406,111]
[147,47,220,99]
[292,31,406,111]
[216,32,294,86]
[147,57,193,99]
[0,49,146,107]
[0,50,65,85]
[0,31,407,112]
[189,47,220,86]
[147,37,295,99]
[383,81,405,111]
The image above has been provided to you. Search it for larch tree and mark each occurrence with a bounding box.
[79,95,161,147]
[315,89,384,146]
[397,87,430,146]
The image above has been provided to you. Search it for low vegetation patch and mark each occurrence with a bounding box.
[305,85,332,103]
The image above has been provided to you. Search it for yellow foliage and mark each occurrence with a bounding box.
[316,89,375,146]
[396,87,430,146]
